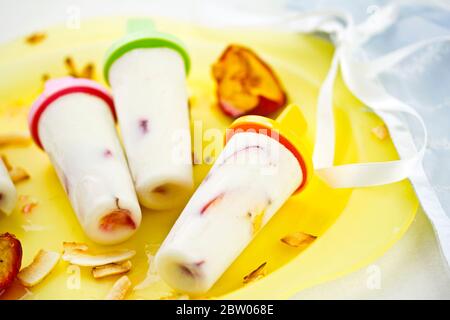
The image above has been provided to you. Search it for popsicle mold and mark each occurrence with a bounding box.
[29,77,116,149]
[103,18,190,84]
[156,104,311,294]
[104,18,193,210]
[28,77,141,244]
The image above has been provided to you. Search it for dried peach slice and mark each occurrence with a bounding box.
[17,250,60,287]
[212,44,287,118]
[0,233,23,291]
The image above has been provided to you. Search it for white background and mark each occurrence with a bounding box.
[1,0,449,299]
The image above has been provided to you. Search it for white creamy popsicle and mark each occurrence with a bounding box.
[155,130,305,294]
[0,159,16,215]
[104,19,193,210]
[29,78,141,244]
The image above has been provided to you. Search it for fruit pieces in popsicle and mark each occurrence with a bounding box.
[99,208,137,232]
[212,44,287,118]
[0,233,23,292]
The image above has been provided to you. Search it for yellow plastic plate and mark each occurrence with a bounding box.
[0,17,418,299]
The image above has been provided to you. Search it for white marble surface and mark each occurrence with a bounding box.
[0,0,448,299]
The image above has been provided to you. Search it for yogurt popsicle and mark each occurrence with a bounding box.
[0,159,16,215]
[104,19,193,210]
[28,77,141,244]
[155,105,310,294]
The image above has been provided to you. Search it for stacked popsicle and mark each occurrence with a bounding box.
[29,78,142,244]
[155,105,310,294]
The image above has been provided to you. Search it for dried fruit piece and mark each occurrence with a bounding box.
[62,248,136,267]
[25,32,46,45]
[372,124,389,140]
[0,233,22,291]
[0,133,31,147]
[9,167,30,184]
[280,231,316,247]
[105,275,131,300]
[243,262,267,284]
[62,241,89,253]
[0,279,31,300]
[99,209,136,232]
[92,260,132,279]
[212,44,287,118]
[17,250,60,287]
[200,193,225,215]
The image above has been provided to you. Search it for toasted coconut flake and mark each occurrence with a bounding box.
[21,201,38,214]
[372,124,389,140]
[1,155,12,170]
[62,241,89,253]
[62,248,136,267]
[104,275,131,300]
[9,167,30,184]
[17,250,60,287]
[41,74,50,83]
[0,133,30,147]
[251,210,265,235]
[280,231,316,247]
[92,260,132,279]
[25,32,46,45]
[64,56,77,77]
[243,262,267,284]
[80,63,95,79]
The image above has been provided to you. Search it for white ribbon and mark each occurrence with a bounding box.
[309,3,450,267]
[312,4,430,188]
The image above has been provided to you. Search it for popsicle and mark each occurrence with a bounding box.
[0,159,16,215]
[103,19,193,210]
[28,77,141,244]
[155,105,311,294]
